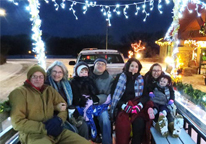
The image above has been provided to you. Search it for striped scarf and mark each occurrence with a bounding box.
[48,76,73,105]
[111,73,144,115]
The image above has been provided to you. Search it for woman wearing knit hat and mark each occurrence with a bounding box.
[9,64,90,144]
[46,61,89,140]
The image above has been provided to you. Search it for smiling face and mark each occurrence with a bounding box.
[129,61,139,75]
[51,66,64,82]
[30,71,44,88]
[159,77,168,87]
[152,65,162,79]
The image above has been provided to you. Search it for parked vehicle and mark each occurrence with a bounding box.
[69,48,125,76]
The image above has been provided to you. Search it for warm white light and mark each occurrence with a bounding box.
[165,56,174,64]
[0,8,6,16]
[136,53,141,59]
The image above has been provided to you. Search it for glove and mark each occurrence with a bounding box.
[131,105,142,114]
[168,99,174,105]
[149,92,155,98]
[79,96,88,107]
[44,116,63,137]
[121,103,132,113]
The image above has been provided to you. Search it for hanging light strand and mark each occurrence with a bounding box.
[8,0,18,5]
[69,1,78,19]
[42,0,171,26]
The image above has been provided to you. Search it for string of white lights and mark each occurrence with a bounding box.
[165,0,206,42]
[7,0,171,69]
[28,0,46,69]
[8,0,171,26]
[8,0,18,5]
[164,0,206,69]
[49,0,171,26]
[13,0,206,70]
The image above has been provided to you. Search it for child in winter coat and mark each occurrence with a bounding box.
[148,74,183,137]
[70,62,111,143]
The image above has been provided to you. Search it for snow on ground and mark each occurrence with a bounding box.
[0,62,22,82]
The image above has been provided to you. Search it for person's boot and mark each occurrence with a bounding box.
[155,115,168,137]
[169,115,184,138]
[91,135,102,144]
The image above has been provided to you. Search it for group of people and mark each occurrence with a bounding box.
[9,57,183,144]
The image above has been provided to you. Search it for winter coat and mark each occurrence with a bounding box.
[144,72,174,101]
[70,76,99,106]
[9,82,67,143]
[111,72,143,110]
[89,66,113,104]
[152,83,173,105]
[111,72,149,113]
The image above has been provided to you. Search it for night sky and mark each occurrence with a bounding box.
[0,0,174,42]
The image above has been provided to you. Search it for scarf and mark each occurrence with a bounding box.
[111,73,144,115]
[48,76,73,105]
[157,83,170,100]
[25,79,41,91]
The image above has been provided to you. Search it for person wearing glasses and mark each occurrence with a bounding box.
[144,63,183,138]
[46,61,89,140]
[9,65,90,144]
[89,57,113,144]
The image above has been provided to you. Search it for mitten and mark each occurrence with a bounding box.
[79,96,88,107]
[149,92,155,98]
[131,105,142,114]
[168,99,174,105]
[44,116,63,137]
[121,103,132,113]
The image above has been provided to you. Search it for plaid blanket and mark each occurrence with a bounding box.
[111,73,144,115]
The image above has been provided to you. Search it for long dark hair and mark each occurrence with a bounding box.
[123,58,142,74]
[144,63,163,84]
[148,63,162,76]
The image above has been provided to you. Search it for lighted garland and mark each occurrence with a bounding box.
[28,0,46,69]
[164,0,206,68]
[8,0,46,69]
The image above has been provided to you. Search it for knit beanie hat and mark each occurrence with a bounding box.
[77,65,88,76]
[27,65,46,79]
[94,58,107,66]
